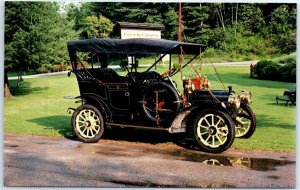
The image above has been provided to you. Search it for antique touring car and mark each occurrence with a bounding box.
[66,38,256,153]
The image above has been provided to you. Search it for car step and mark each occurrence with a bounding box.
[168,110,190,133]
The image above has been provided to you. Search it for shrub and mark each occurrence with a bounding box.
[278,56,296,82]
[51,64,68,72]
[37,64,69,73]
[253,60,275,77]
[59,64,67,71]
[78,61,90,68]
[37,66,49,74]
[254,57,296,82]
[280,62,296,82]
[243,56,253,61]
[37,64,52,73]
[291,68,296,82]
[202,48,217,58]
[278,57,296,65]
[261,62,280,80]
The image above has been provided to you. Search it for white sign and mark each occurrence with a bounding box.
[121,27,170,64]
[121,28,161,39]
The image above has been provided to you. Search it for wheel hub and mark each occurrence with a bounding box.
[196,113,230,149]
[84,121,91,128]
[208,126,217,135]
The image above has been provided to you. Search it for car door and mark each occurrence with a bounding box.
[106,83,130,110]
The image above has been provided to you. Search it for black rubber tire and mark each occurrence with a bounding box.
[72,104,105,143]
[140,82,180,126]
[235,104,256,138]
[192,109,235,154]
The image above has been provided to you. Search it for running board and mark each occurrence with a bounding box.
[107,123,169,131]
[107,122,186,133]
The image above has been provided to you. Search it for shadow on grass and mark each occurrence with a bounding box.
[267,102,296,107]
[9,80,48,96]
[27,115,74,139]
[257,114,296,130]
[27,115,192,147]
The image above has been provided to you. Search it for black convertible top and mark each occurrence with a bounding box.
[67,38,205,55]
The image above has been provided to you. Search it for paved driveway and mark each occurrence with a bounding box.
[4,133,295,188]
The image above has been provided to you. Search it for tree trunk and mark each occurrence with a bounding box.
[217,5,226,31]
[4,70,12,98]
[235,3,238,39]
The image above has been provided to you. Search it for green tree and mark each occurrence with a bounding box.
[5,2,79,70]
[162,6,178,40]
[5,1,80,97]
[90,2,166,24]
[89,2,123,21]
[82,15,114,38]
[66,2,93,32]
[182,3,210,44]
[111,3,163,23]
[264,5,296,53]
[238,4,265,34]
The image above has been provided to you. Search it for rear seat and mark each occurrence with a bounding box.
[127,71,161,84]
[92,68,119,79]
[87,68,128,82]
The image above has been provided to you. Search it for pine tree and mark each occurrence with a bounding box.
[182,3,210,44]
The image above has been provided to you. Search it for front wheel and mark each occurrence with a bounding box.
[192,110,235,153]
[72,104,105,143]
[235,104,256,138]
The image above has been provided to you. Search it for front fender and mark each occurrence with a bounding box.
[169,103,229,133]
[184,103,233,133]
[190,103,231,115]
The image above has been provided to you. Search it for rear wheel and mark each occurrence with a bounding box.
[72,104,105,143]
[192,109,235,153]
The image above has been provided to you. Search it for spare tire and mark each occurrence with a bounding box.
[140,82,181,126]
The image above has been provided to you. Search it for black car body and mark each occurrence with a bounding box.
[67,38,256,153]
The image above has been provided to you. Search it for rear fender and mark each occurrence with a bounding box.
[79,94,112,122]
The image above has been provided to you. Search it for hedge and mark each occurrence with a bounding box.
[254,58,296,82]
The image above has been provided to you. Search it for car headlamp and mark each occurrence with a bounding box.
[240,91,252,104]
[228,93,241,109]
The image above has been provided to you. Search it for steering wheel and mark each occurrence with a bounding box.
[160,67,177,78]
[127,72,137,83]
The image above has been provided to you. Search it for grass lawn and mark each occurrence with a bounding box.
[4,65,296,152]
